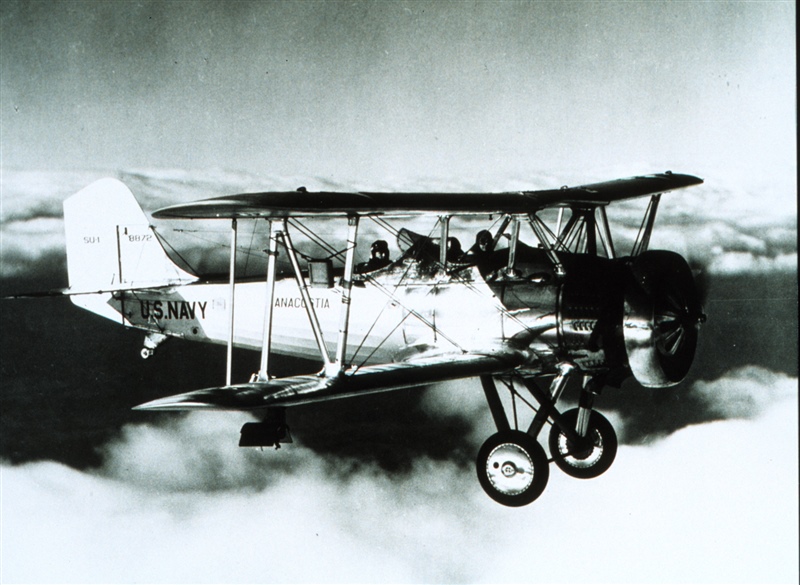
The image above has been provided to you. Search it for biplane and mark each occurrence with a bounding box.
[56,171,705,506]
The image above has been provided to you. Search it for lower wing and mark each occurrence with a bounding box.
[134,350,527,411]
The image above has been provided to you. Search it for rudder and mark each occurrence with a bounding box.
[63,178,196,293]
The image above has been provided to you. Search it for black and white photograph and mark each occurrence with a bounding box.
[1,1,796,583]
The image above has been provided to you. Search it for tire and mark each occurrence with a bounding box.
[476,430,550,507]
[548,408,617,479]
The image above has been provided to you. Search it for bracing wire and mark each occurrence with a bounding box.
[365,214,553,361]
[350,309,415,370]
[287,218,348,261]
[151,228,201,275]
[161,227,266,266]
[350,218,447,365]
[242,219,259,276]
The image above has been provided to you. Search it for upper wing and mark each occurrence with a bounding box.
[133,351,525,411]
[151,172,703,219]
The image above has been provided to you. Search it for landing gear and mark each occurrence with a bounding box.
[476,367,619,506]
[548,408,617,479]
[476,430,549,507]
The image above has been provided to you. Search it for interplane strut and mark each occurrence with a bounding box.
[256,219,279,382]
[334,216,359,373]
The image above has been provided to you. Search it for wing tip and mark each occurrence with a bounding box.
[133,397,217,411]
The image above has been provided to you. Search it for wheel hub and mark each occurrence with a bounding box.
[557,429,603,467]
[499,461,518,477]
[486,443,534,495]
[565,436,596,460]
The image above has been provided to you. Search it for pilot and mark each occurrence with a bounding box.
[460,229,494,262]
[356,240,391,273]
[472,230,494,254]
[446,237,463,262]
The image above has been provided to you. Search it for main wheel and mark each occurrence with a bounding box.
[548,408,617,479]
[476,430,550,507]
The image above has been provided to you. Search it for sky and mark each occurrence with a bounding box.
[1,1,797,584]
[1,0,795,189]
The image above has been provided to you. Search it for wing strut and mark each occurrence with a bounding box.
[631,194,661,256]
[280,220,332,369]
[582,209,597,255]
[491,215,512,252]
[506,216,520,275]
[555,208,564,238]
[529,214,566,277]
[114,225,126,325]
[596,206,616,259]
[226,218,237,386]
[481,375,511,432]
[439,215,450,271]
[256,219,279,381]
[334,215,359,372]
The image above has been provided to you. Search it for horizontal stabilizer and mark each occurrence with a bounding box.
[133,351,526,411]
[4,283,188,300]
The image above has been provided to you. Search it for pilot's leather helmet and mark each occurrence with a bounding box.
[371,240,389,259]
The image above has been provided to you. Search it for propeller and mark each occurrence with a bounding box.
[623,251,705,388]
[687,257,710,307]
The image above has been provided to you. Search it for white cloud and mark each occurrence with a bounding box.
[708,251,798,275]
[1,461,417,583]
[692,365,797,419]
[602,176,797,276]
[1,169,796,279]
[491,398,798,584]
[2,368,797,584]
[0,218,66,277]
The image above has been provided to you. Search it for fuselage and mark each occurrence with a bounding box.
[112,265,520,366]
[100,243,631,377]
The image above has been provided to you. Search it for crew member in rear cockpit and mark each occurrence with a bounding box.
[356,240,391,273]
[460,229,494,261]
[472,230,494,254]
[446,237,463,262]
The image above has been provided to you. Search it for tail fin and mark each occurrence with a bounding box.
[64,178,196,293]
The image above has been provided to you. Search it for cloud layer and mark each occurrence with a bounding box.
[1,366,797,583]
[1,168,796,281]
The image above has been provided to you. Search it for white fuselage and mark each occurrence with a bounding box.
[98,266,531,367]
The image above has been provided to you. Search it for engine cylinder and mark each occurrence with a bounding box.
[557,255,627,372]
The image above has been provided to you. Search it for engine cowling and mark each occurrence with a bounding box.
[623,250,705,388]
[487,246,703,389]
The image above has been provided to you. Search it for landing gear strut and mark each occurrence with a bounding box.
[476,365,618,506]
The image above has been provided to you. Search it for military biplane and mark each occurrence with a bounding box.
[56,171,705,506]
